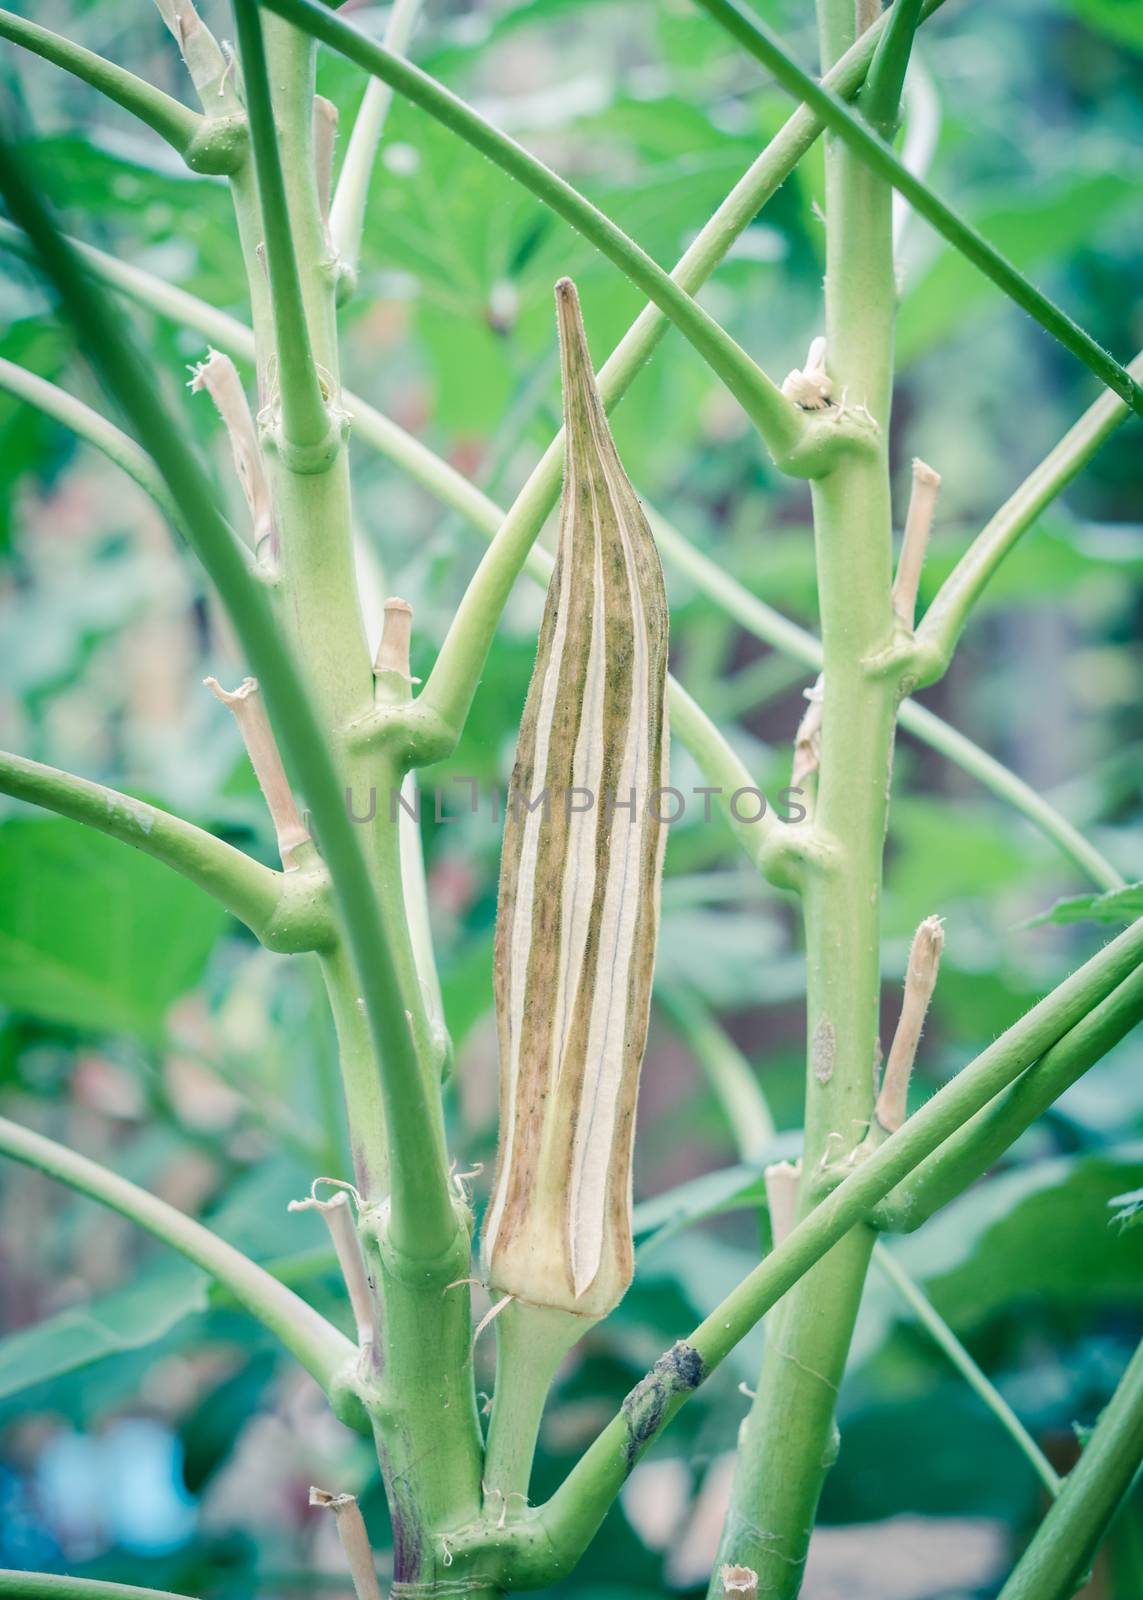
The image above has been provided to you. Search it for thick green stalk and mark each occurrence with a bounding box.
[0,136,455,1262]
[691,0,1143,416]
[358,1217,487,1592]
[0,1116,360,1417]
[997,1337,1143,1600]
[871,1243,1062,1497]
[255,0,811,465]
[711,0,900,1583]
[0,218,1120,890]
[0,9,205,161]
[220,20,486,1578]
[876,960,1143,1231]
[0,750,331,952]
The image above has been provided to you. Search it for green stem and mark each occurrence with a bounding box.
[520,916,1143,1578]
[255,0,808,464]
[669,678,790,864]
[915,351,1143,683]
[232,0,333,456]
[0,749,331,952]
[0,1116,360,1417]
[871,1242,1062,1497]
[0,1579,194,1600]
[0,358,182,527]
[329,0,424,287]
[0,134,456,1261]
[483,1302,587,1507]
[997,1337,1143,1600]
[2,222,1116,891]
[691,0,1143,416]
[0,9,203,158]
[876,960,1143,1232]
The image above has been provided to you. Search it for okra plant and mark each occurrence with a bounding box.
[0,0,1140,1597]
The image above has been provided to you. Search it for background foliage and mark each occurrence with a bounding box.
[0,0,1141,1594]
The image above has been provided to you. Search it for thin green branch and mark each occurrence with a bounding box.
[0,9,203,159]
[0,137,456,1260]
[0,749,331,953]
[915,351,1143,682]
[255,0,809,465]
[997,1337,1143,1600]
[0,1116,359,1416]
[691,0,1143,416]
[232,0,333,456]
[871,1242,1062,1497]
[522,915,1143,1573]
[329,0,424,287]
[1,222,1115,892]
[876,961,1143,1232]
[0,358,181,526]
[658,989,776,1161]
[899,702,1123,892]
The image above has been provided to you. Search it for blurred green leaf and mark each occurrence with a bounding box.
[0,818,226,1038]
[898,172,1137,363]
[0,1261,207,1403]
[1064,0,1143,50]
[1029,881,1143,926]
[1109,1186,1143,1230]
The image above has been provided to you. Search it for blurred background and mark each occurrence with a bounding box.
[1,0,1142,1594]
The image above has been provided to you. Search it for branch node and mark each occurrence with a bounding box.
[781,335,833,411]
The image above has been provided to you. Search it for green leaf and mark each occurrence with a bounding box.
[897,172,1136,365]
[1064,0,1143,51]
[917,1151,1143,1331]
[1029,882,1143,927]
[0,1262,208,1403]
[0,816,226,1038]
[1109,1186,1143,1231]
